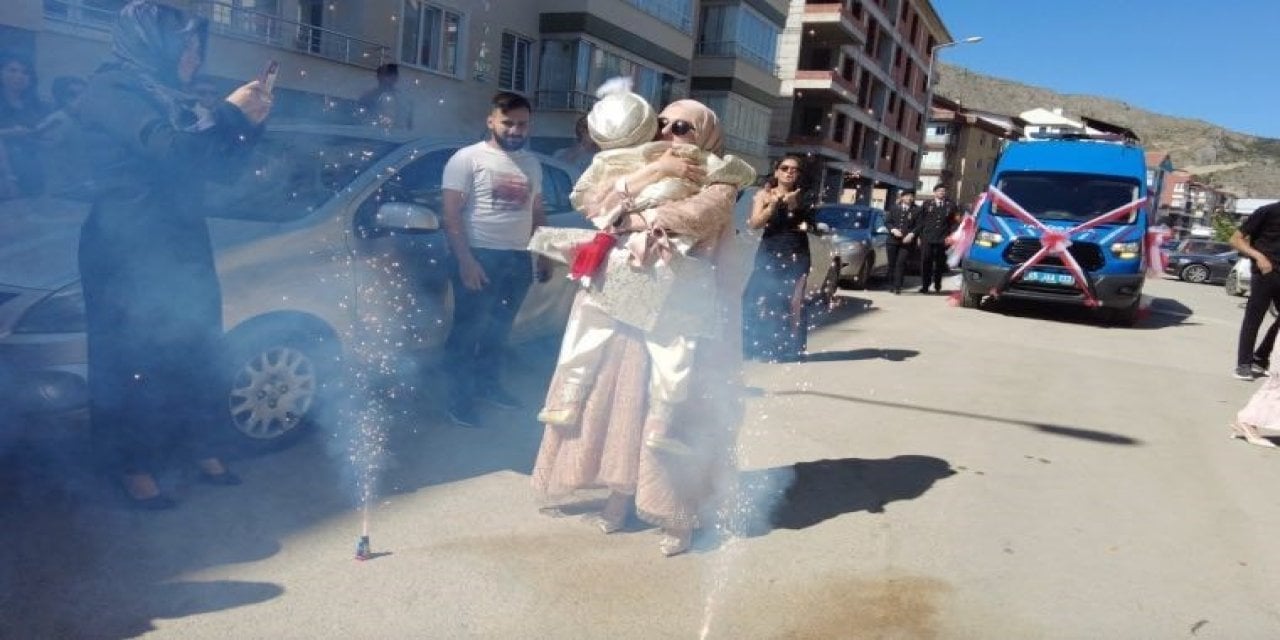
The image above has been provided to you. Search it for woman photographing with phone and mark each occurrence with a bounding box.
[77,0,272,508]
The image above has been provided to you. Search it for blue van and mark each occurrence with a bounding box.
[959,138,1152,325]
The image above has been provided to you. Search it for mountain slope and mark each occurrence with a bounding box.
[935,63,1280,197]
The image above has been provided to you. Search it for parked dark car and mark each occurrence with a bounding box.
[1164,245,1238,284]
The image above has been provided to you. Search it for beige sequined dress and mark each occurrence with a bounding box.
[531,179,750,529]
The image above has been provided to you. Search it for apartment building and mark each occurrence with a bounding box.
[1145,150,1173,212]
[919,94,1018,208]
[771,0,951,206]
[1160,169,1239,238]
[4,0,783,170]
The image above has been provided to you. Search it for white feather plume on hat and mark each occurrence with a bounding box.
[586,76,658,150]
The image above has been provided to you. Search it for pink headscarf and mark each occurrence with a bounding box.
[659,99,723,155]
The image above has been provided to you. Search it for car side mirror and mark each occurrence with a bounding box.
[374,202,439,233]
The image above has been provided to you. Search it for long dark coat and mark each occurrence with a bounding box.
[76,2,260,473]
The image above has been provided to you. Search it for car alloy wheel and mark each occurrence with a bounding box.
[229,345,316,442]
[1181,263,1210,284]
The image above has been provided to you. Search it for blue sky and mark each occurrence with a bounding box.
[934,1,1280,139]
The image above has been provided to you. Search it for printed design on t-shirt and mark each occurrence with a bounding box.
[490,170,531,209]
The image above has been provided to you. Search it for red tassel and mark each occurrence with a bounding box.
[569,232,617,282]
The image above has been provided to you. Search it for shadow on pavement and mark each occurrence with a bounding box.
[980,294,1195,330]
[1138,296,1196,329]
[703,456,954,546]
[0,439,285,639]
[811,294,877,328]
[797,347,919,363]
[0,337,564,639]
[773,390,1142,446]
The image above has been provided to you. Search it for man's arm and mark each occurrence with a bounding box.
[531,191,551,282]
[441,188,489,289]
[531,189,547,230]
[1231,230,1273,274]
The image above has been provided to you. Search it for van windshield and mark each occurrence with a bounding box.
[993,172,1141,224]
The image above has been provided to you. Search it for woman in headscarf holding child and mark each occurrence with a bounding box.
[76,0,272,508]
[531,89,754,556]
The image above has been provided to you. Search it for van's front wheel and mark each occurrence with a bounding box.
[960,280,984,309]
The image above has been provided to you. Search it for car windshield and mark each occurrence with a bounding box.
[993,172,1141,223]
[205,133,400,222]
[1177,240,1233,256]
[815,207,874,230]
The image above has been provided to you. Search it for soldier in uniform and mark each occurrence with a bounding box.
[913,184,960,293]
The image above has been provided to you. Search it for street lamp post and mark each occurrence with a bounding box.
[916,36,982,192]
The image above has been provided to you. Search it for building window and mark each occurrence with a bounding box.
[537,38,678,111]
[400,0,462,75]
[45,0,132,26]
[500,32,532,93]
[625,0,694,33]
[695,93,771,156]
[696,4,779,71]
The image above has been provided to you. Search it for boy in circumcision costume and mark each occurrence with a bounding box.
[529,79,755,455]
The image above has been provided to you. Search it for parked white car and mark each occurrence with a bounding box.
[0,125,588,450]
[1226,257,1251,297]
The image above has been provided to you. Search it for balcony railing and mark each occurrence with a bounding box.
[189,1,390,69]
[625,0,694,34]
[723,132,769,158]
[794,69,858,97]
[43,0,121,30]
[696,40,776,73]
[800,3,866,44]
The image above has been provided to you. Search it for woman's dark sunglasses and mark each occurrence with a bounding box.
[657,117,695,136]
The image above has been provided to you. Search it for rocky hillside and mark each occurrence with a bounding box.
[935,63,1280,197]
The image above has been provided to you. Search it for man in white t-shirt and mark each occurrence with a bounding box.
[440,91,549,427]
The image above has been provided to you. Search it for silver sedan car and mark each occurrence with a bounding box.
[0,125,587,451]
[732,186,842,304]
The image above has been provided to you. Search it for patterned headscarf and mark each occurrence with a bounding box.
[107,1,209,130]
[659,99,723,155]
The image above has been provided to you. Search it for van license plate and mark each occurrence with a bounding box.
[1023,270,1075,286]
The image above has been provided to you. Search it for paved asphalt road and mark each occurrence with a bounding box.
[4,275,1280,639]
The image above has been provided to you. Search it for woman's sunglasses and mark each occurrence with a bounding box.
[778,165,800,173]
[657,117,696,136]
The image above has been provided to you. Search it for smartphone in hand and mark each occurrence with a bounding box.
[259,60,278,94]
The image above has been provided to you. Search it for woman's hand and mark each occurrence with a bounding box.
[225,80,273,125]
[780,188,801,209]
[653,148,705,182]
[753,187,779,210]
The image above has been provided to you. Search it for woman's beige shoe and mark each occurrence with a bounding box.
[658,528,692,557]
[537,406,581,427]
[588,491,630,534]
[644,433,694,456]
[1230,421,1277,448]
